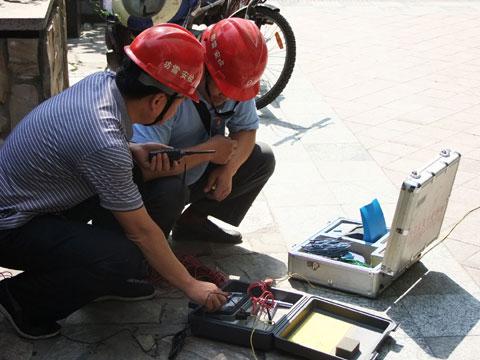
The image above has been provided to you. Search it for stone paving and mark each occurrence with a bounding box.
[1,1,480,359]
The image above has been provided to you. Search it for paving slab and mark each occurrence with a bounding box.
[425,335,480,360]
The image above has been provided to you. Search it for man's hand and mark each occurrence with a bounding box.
[185,280,229,312]
[129,142,180,181]
[203,166,234,201]
[130,142,170,168]
[206,135,238,165]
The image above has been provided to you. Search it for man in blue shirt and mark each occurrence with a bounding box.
[0,24,227,340]
[132,18,275,244]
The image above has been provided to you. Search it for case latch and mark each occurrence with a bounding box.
[410,170,421,179]
[381,264,394,276]
[440,149,451,157]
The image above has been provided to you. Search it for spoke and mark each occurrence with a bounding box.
[264,72,279,82]
[266,67,284,73]
[263,29,277,43]
[259,21,275,39]
[260,19,280,41]
[267,50,287,56]
[267,61,285,69]
[266,40,286,52]
[265,67,282,76]
[266,34,286,52]
[264,69,280,82]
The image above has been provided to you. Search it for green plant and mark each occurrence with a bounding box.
[88,0,112,19]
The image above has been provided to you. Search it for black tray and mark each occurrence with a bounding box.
[274,296,396,359]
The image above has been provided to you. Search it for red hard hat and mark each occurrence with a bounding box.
[124,23,205,102]
[202,18,267,102]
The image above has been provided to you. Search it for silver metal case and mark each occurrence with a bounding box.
[288,150,460,298]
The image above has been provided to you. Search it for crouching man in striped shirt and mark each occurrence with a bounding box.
[0,24,227,340]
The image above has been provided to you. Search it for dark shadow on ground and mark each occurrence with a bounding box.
[258,105,332,146]
[262,92,286,110]
[172,240,288,283]
[287,262,479,359]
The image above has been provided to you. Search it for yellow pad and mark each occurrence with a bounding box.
[288,311,352,353]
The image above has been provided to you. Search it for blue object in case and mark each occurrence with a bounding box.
[360,198,388,243]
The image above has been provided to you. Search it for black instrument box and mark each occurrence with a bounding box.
[189,281,396,359]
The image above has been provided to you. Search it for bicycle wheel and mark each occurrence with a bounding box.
[232,6,296,109]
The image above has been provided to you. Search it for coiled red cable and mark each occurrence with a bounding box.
[247,280,275,316]
[147,255,228,288]
[178,255,228,287]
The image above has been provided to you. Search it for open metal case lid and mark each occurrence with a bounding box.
[381,149,460,276]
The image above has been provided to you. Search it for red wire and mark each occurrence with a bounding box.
[178,255,228,287]
[146,255,228,288]
[247,280,275,316]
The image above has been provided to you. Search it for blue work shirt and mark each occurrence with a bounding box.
[132,97,258,185]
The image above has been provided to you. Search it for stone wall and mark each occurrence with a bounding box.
[0,0,69,142]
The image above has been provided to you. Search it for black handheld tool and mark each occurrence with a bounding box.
[148,148,216,162]
[188,292,248,315]
[188,292,251,321]
[215,292,250,316]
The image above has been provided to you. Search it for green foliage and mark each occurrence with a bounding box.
[88,0,112,19]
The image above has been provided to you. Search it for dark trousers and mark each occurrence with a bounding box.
[143,142,276,235]
[0,214,147,323]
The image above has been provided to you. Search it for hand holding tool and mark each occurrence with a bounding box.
[149,148,216,162]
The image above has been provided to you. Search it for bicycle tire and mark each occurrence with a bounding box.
[232,6,296,109]
[105,22,132,71]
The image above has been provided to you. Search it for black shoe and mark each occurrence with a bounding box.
[94,279,155,302]
[0,281,60,340]
[172,212,242,244]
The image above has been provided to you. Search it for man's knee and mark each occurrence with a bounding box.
[142,176,188,211]
[255,142,276,178]
[141,176,188,234]
[90,238,146,280]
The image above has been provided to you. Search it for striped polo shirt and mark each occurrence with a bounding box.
[0,71,143,230]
